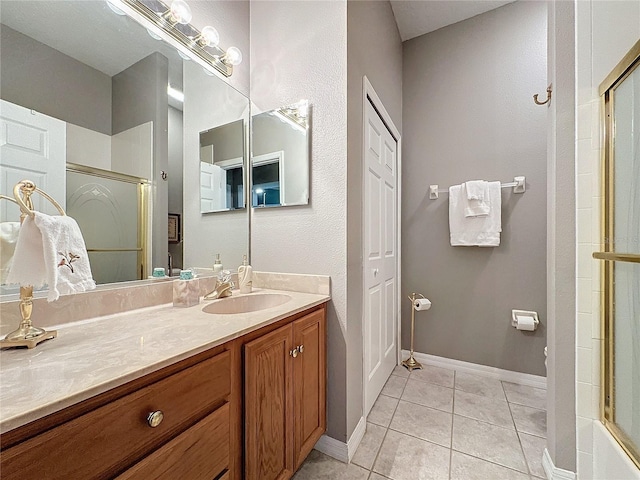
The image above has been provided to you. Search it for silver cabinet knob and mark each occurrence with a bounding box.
[147,410,164,428]
[298,345,304,353]
[373,268,379,277]
[290,348,298,358]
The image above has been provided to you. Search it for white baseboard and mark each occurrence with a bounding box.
[401,350,547,390]
[543,448,576,480]
[314,416,366,463]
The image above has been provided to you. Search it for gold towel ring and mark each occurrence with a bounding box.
[533,84,552,106]
[12,180,66,218]
[0,194,20,206]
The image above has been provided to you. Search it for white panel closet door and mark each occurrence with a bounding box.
[0,99,66,220]
[364,98,398,416]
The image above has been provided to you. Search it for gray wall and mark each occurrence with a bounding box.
[200,120,244,162]
[0,25,112,135]
[168,106,183,270]
[346,0,403,437]
[112,53,169,273]
[402,1,548,376]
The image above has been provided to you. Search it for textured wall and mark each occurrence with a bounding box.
[250,0,348,441]
[402,1,548,376]
[346,0,403,438]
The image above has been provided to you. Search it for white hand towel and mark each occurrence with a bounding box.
[0,222,21,284]
[6,213,96,301]
[449,181,502,247]
[463,181,490,217]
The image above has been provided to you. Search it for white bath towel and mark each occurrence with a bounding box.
[6,213,95,301]
[449,181,502,247]
[0,222,21,284]
[463,181,490,217]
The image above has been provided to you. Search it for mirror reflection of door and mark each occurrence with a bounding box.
[199,120,245,213]
[251,101,310,208]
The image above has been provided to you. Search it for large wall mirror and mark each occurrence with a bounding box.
[0,0,249,294]
[251,100,310,208]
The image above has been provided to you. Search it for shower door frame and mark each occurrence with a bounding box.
[593,39,640,470]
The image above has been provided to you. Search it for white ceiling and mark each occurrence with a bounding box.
[390,0,516,42]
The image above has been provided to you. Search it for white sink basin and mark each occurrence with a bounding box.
[202,293,292,315]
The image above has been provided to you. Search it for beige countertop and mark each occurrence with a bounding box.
[0,288,329,434]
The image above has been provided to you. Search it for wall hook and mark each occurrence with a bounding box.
[533,84,552,106]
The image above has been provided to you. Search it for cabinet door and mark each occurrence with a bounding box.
[293,308,326,470]
[244,324,294,480]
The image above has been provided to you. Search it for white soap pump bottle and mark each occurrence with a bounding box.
[238,255,252,294]
[213,253,223,274]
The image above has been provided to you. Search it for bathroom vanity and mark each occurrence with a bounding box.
[0,286,328,480]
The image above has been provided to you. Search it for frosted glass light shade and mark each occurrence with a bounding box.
[222,47,242,66]
[169,0,192,24]
[197,26,219,47]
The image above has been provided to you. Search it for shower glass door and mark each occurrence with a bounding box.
[594,40,640,469]
[66,166,147,285]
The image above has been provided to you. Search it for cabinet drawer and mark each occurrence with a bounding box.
[116,403,230,480]
[1,350,230,480]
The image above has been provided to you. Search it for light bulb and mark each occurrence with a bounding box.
[106,0,126,16]
[221,47,242,66]
[163,0,192,25]
[195,26,219,48]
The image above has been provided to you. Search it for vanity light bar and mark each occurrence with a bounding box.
[112,0,235,77]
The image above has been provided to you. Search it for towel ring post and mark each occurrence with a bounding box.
[1,180,60,349]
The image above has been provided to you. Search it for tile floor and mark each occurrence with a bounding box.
[294,364,547,480]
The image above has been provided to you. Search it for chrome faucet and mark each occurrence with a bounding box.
[204,270,234,300]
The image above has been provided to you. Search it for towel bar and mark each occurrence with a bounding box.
[429,176,525,199]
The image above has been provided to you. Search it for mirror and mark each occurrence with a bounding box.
[0,0,249,292]
[251,100,310,207]
[199,120,246,213]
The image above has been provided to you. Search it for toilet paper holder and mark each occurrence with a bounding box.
[511,309,539,331]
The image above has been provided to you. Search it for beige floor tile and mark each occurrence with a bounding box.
[392,365,410,378]
[454,390,515,429]
[381,375,408,399]
[352,423,387,470]
[389,400,452,448]
[454,372,506,400]
[450,450,530,480]
[510,403,547,438]
[368,473,390,480]
[409,365,455,388]
[373,429,450,480]
[519,432,547,477]
[368,394,399,427]
[401,378,454,412]
[293,450,369,480]
[503,382,547,410]
[452,415,528,473]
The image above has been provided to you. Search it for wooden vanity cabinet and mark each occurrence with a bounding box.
[244,306,327,479]
[0,344,239,480]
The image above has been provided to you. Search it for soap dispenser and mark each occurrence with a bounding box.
[238,255,252,294]
[213,253,223,274]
